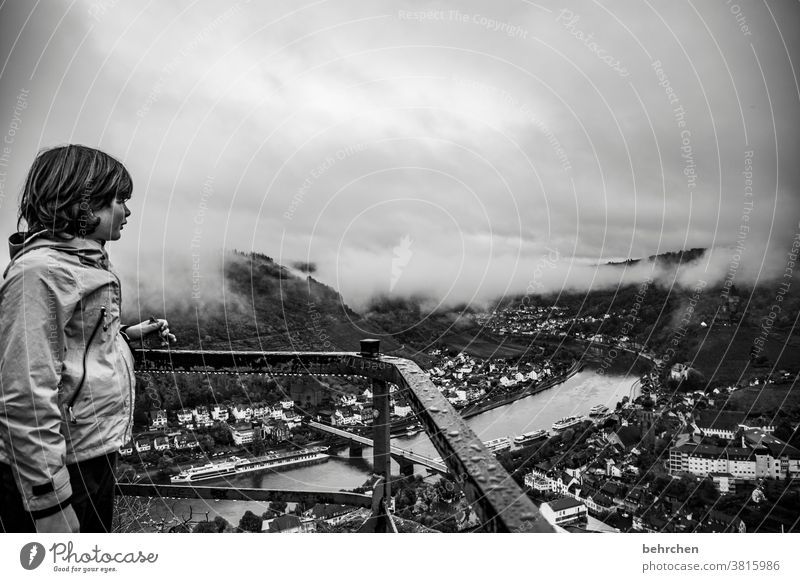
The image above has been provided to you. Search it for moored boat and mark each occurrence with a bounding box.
[589,404,609,416]
[551,415,583,431]
[513,429,548,446]
[483,436,512,454]
[170,446,330,483]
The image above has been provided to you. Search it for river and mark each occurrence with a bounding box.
[144,363,637,528]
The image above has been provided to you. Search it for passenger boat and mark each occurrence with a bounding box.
[482,436,512,454]
[551,415,583,431]
[513,429,548,446]
[589,404,609,416]
[170,446,330,483]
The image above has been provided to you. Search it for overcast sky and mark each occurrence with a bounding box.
[1,0,798,311]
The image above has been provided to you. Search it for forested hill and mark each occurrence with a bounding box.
[155,250,423,361]
[605,247,707,267]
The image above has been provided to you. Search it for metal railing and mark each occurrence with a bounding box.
[118,343,553,533]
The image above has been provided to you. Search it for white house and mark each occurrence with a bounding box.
[153,436,170,451]
[211,404,229,421]
[148,410,168,430]
[393,404,412,418]
[231,404,253,422]
[540,497,588,527]
[193,406,213,428]
[176,409,194,425]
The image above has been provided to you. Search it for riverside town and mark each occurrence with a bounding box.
[104,248,800,534]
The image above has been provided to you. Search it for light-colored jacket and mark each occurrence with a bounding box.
[0,232,135,513]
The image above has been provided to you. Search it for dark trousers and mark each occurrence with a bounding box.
[0,452,118,533]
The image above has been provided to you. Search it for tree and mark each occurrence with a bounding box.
[213,516,230,533]
[156,454,179,479]
[193,521,218,533]
[237,510,262,532]
[200,434,216,454]
[269,500,288,514]
[249,429,267,456]
[211,423,233,445]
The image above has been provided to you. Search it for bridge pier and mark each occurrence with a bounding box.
[397,457,415,477]
[349,442,363,457]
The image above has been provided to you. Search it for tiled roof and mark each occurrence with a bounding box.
[546,497,585,512]
[694,409,746,431]
[743,429,800,459]
[268,515,302,532]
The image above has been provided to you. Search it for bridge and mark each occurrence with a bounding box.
[119,343,554,533]
[307,420,449,475]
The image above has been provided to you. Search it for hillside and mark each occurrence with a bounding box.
[149,250,427,364]
[505,278,799,386]
[140,247,797,385]
[605,247,707,268]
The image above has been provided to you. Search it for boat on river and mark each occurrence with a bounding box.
[551,415,583,431]
[170,446,329,483]
[513,429,548,447]
[589,404,610,416]
[483,436,512,453]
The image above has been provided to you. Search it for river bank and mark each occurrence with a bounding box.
[460,359,583,419]
[134,365,639,528]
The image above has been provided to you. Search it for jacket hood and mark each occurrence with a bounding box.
[6,231,108,275]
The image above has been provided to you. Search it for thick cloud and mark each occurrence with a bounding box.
[1,0,797,311]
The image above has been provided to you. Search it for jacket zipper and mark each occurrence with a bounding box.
[67,306,106,423]
[120,342,135,442]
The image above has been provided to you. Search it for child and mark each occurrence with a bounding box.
[0,145,175,532]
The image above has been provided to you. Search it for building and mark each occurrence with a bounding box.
[709,472,736,494]
[524,472,554,494]
[173,434,200,450]
[308,504,356,525]
[252,403,269,419]
[193,406,213,428]
[134,439,151,453]
[153,435,171,451]
[669,443,763,479]
[692,409,746,439]
[540,497,588,527]
[670,363,689,382]
[211,404,229,421]
[742,428,800,479]
[263,514,314,533]
[176,409,194,426]
[229,423,255,445]
[264,420,290,442]
[231,404,253,422]
[393,404,412,418]
[148,410,168,430]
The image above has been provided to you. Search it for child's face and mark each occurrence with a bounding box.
[86,197,130,241]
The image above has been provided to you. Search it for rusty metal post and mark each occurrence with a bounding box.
[369,357,392,533]
[372,377,391,504]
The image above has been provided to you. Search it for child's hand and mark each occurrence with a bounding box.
[146,317,177,346]
[124,317,177,345]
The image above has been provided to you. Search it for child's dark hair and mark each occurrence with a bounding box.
[18,144,132,237]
